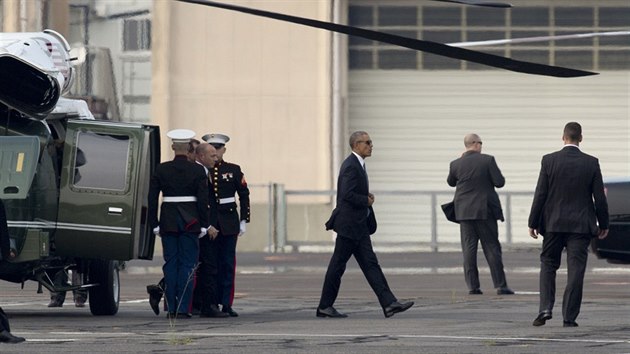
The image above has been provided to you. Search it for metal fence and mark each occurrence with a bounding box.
[255,183,535,253]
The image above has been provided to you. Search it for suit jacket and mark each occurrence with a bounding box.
[209,160,250,235]
[528,146,609,236]
[447,151,505,221]
[148,155,209,233]
[325,153,376,239]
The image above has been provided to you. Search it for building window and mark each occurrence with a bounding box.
[348,2,630,71]
[123,19,151,52]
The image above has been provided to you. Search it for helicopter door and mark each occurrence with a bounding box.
[56,120,159,260]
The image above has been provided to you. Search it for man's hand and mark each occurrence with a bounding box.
[528,227,539,239]
[367,193,375,206]
[597,228,609,240]
[153,226,160,237]
[208,226,219,240]
[239,220,247,237]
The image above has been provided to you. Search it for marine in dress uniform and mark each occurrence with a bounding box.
[201,133,250,317]
[148,129,209,318]
[147,138,202,316]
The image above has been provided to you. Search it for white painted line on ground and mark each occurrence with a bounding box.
[151,332,630,344]
[15,331,629,345]
[125,265,630,276]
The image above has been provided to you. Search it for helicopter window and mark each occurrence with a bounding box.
[72,132,130,191]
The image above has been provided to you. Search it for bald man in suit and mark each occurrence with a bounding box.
[447,133,513,295]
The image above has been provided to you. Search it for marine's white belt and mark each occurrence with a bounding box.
[163,196,197,202]
[219,197,236,204]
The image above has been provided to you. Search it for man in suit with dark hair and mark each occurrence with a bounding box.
[447,133,513,296]
[528,122,609,328]
[317,131,413,318]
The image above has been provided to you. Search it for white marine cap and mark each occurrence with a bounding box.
[167,129,196,144]
[202,133,230,145]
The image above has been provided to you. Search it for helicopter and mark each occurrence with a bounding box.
[0,29,160,315]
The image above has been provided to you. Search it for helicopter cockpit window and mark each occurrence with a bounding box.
[73,132,130,191]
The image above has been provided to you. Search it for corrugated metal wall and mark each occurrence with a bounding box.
[348,71,629,244]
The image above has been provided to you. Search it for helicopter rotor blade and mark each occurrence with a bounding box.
[449,31,630,47]
[176,0,596,78]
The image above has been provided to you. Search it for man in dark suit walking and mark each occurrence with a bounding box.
[528,122,609,328]
[447,134,513,295]
[317,131,414,318]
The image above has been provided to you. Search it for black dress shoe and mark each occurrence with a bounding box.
[468,289,483,295]
[563,321,579,327]
[0,330,25,343]
[316,306,347,318]
[146,285,163,316]
[496,287,515,295]
[201,305,229,318]
[532,311,552,326]
[384,301,414,318]
[222,306,239,317]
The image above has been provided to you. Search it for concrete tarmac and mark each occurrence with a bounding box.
[0,249,628,353]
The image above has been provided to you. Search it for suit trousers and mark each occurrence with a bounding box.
[0,307,10,332]
[216,231,238,307]
[459,219,508,290]
[539,232,591,322]
[319,235,396,309]
[193,235,220,314]
[162,231,198,314]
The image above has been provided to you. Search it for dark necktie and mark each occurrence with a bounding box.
[363,163,369,188]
